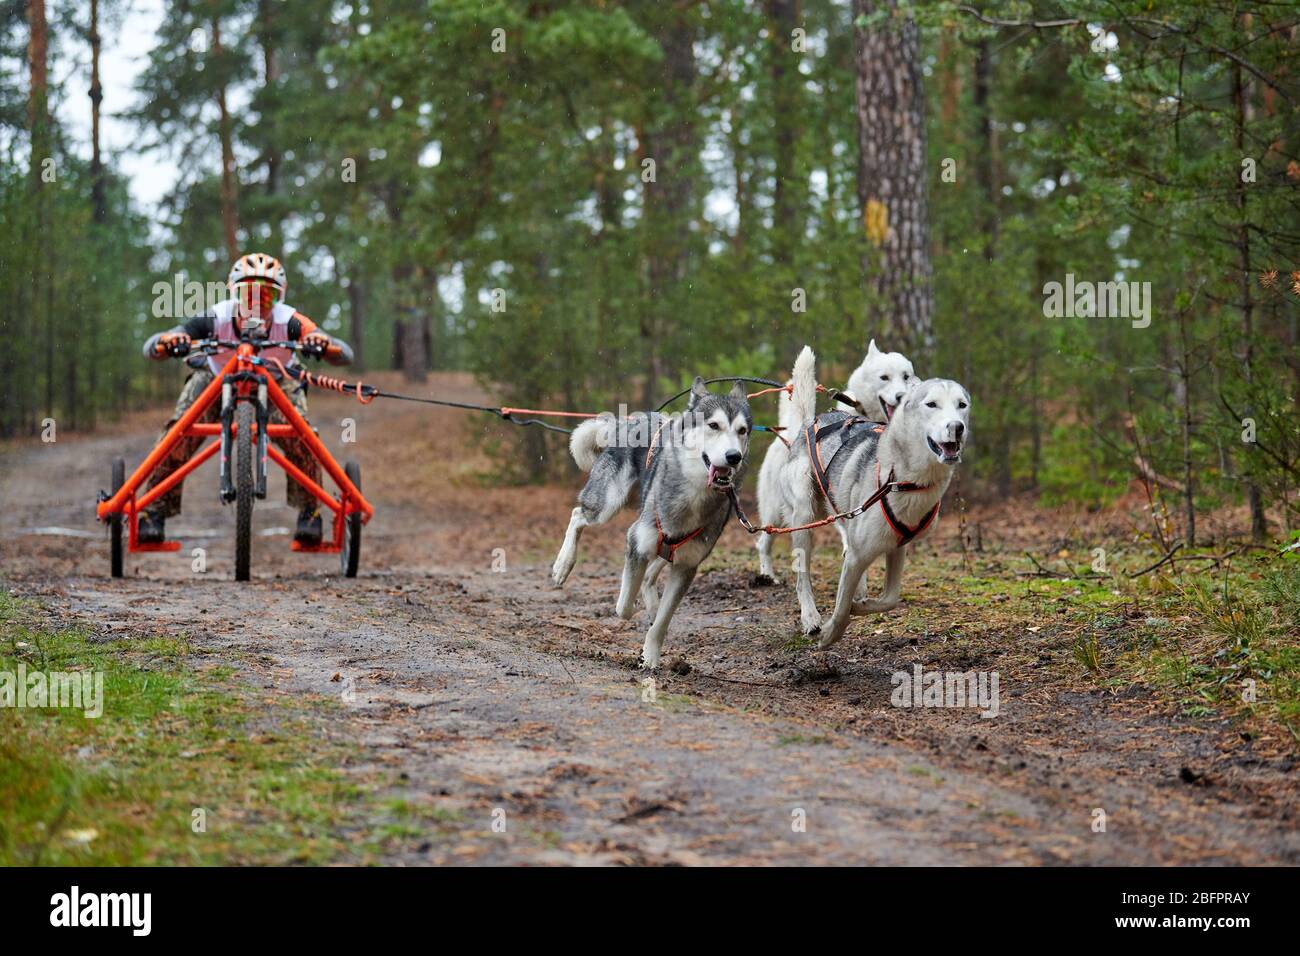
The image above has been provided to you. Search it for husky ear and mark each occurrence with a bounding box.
[690,376,710,400]
[728,380,748,403]
[867,339,880,357]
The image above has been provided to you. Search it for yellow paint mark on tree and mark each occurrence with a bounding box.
[864,198,888,247]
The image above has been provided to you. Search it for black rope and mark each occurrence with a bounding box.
[360,389,579,435]
[287,366,787,437]
[652,376,785,412]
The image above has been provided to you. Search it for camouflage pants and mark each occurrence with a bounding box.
[144,369,320,517]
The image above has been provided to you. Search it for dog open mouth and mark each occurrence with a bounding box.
[703,455,734,489]
[879,397,898,421]
[927,436,963,464]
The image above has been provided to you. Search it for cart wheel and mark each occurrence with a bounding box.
[235,402,254,582]
[110,457,125,578]
[341,461,362,578]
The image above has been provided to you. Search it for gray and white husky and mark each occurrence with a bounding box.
[754,339,916,585]
[551,378,753,670]
[774,346,969,648]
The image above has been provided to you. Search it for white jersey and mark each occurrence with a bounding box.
[207,300,300,376]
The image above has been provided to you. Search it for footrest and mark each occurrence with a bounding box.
[132,541,183,552]
[290,540,340,553]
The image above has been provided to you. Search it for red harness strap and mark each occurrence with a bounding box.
[875,460,939,545]
[655,513,706,563]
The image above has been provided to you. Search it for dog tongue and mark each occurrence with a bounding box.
[708,464,728,486]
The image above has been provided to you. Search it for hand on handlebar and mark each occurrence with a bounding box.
[154,332,191,357]
[301,332,333,358]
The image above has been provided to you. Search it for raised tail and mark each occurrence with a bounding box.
[776,378,800,434]
[790,345,817,427]
[569,414,613,471]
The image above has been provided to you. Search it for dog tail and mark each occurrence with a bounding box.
[790,345,817,427]
[776,380,802,434]
[569,415,611,472]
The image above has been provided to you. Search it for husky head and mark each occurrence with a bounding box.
[682,378,753,490]
[845,339,915,422]
[900,378,970,465]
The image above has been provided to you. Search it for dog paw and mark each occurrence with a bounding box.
[816,632,843,651]
[638,654,660,672]
[751,572,782,587]
[550,563,570,587]
[851,598,898,615]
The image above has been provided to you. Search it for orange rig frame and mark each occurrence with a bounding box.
[95,346,374,556]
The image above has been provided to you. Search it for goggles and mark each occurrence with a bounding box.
[234,280,281,323]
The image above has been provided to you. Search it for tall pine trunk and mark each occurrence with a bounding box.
[766,0,801,356]
[212,13,240,261]
[853,0,933,356]
[30,0,51,428]
[258,0,281,248]
[89,0,106,224]
[1233,59,1267,540]
[639,8,698,408]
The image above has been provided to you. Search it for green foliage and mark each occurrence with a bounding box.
[1,0,1297,529]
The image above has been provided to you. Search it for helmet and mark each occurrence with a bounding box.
[227,253,287,297]
[228,253,286,332]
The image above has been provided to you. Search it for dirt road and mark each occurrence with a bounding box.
[3,373,1297,864]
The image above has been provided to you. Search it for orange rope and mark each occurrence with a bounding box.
[746,383,833,399]
[268,358,376,404]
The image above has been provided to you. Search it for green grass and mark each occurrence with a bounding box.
[0,591,456,865]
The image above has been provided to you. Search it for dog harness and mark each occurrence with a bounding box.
[803,414,939,545]
[641,417,707,562]
[875,460,939,545]
[654,514,706,562]
[804,415,883,510]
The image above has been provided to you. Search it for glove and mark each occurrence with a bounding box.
[154,332,191,357]
[301,332,332,358]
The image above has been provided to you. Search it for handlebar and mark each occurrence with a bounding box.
[185,338,329,359]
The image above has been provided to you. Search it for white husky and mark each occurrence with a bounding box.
[775,346,969,647]
[754,340,915,584]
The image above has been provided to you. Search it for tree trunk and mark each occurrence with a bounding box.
[347,278,365,371]
[89,0,106,223]
[639,9,698,407]
[259,0,282,247]
[212,14,240,261]
[853,0,933,356]
[29,0,51,425]
[767,0,803,357]
[401,309,427,383]
[973,39,998,258]
[1233,60,1267,541]
[1177,305,1196,547]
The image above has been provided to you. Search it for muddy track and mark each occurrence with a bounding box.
[3,373,1297,865]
